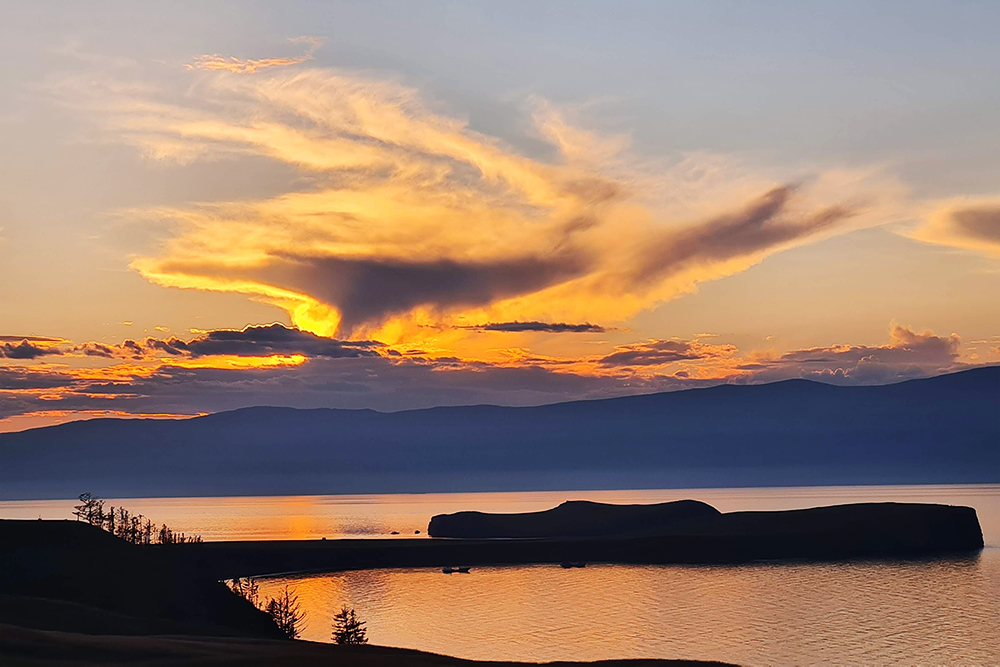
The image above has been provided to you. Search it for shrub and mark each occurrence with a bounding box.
[332,606,368,645]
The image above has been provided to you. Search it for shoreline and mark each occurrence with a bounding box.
[0,624,735,667]
[171,502,984,580]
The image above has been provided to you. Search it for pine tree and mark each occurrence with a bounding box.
[228,577,261,609]
[331,606,368,645]
[266,586,304,639]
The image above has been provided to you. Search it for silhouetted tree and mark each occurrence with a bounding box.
[115,507,131,540]
[331,606,368,645]
[228,577,261,609]
[266,586,304,639]
[73,493,105,525]
[103,506,117,535]
[74,492,202,545]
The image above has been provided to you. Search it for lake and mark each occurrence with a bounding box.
[3,484,998,665]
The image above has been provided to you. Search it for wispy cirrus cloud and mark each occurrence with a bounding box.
[908,198,1000,258]
[51,61,904,347]
[186,36,324,74]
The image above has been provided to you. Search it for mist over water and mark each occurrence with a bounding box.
[3,484,998,664]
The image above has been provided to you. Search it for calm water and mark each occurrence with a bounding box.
[3,485,999,665]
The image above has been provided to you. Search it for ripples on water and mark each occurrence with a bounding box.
[3,484,999,665]
[259,554,1000,666]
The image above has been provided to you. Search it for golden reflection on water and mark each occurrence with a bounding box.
[2,485,998,663]
[4,484,999,544]
[259,554,1000,665]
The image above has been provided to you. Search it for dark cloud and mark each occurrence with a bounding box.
[634,186,852,284]
[76,342,122,358]
[257,253,589,334]
[950,205,1000,243]
[600,340,736,366]
[70,324,382,360]
[738,324,962,384]
[0,336,64,343]
[133,186,862,336]
[0,340,62,359]
[154,253,589,336]
[0,367,75,391]
[1,354,639,420]
[466,321,605,333]
[161,323,382,358]
[0,323,979,426]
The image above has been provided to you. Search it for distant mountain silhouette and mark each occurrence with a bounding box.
[1,367,997,499]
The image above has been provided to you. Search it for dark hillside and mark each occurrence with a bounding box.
[0,520,280,639]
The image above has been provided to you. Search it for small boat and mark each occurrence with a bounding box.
[442,566,454,574]
[442,566,471,574]
[456,566,471,573]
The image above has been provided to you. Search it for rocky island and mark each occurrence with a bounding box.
[428,500,985,560]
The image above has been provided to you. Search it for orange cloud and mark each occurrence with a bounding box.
[0,323,982,428]
[59,66,901,347]
[186,36,323,74]
[909,197,1000,257]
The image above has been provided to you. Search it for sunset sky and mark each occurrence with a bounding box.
[2,1,998,432]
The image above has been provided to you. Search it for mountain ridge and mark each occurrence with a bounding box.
[10,366,997,435]
[2,367,997,499]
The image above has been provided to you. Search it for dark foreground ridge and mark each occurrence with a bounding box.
[0,519,733,666]
[2,367,998,499]
[0,624,731,667]
[0,520,280,639]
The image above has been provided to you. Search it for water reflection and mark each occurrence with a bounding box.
[3,484,998,663]
[258,552,1000,665]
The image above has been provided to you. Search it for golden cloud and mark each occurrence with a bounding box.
[185,36,323,74]
[909,197,1000,258]
[57,62,906,354]
[0,323,977,429]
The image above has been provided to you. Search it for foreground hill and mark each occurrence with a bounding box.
[0,520,280,639]
[0,521,733,666]
[1,367,997,499]
[0,625,733,667]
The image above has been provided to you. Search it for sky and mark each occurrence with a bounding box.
[1,1,998,432]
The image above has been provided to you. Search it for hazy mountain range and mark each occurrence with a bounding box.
[1,367,997,500]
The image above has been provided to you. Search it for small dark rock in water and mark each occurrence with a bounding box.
[414,530,421,534]
[321,537,326,541]
[390,531,399,535]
